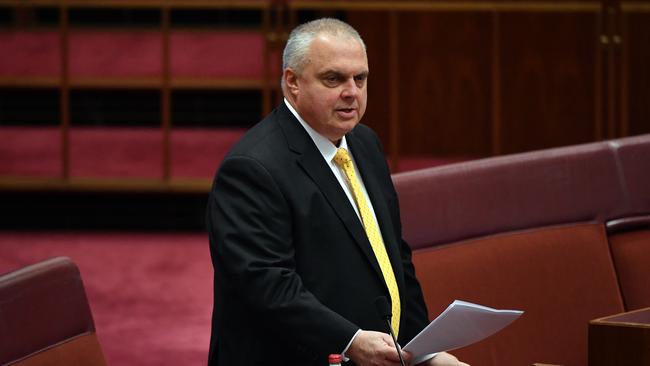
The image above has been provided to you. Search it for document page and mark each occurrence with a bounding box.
[403,300,523,364]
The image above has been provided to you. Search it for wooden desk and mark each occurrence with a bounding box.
[589,307,650,366]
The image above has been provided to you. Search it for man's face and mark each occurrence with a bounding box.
[286,33,369,143]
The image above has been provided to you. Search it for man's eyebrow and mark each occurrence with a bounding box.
[318,70,343,77]
[317,70,369,78]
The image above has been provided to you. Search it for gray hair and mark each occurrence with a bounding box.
[282,18,366,75]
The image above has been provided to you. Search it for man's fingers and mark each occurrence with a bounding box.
[377,332,407,363]
[348,330,404,366]
[400,349,413,364]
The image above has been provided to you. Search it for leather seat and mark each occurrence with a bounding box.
[0,256,107,366]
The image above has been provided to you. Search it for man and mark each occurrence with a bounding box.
[207,18,469,366]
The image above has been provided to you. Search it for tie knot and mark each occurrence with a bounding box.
[333,148,352,168]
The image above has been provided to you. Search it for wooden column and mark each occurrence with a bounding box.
[59,5,70,180]
[595,2,605,141]
[388,11,400,172]
[161,6,171,182]
[491,9,501,156]
[262,3,272,117]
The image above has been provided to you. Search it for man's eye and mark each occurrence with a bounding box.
[322,75,340,87]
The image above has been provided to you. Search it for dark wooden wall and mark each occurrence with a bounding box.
[1,1,647,192]
[309,0,650,164]
[625,4,650,137]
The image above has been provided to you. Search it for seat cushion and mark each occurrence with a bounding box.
[608,229,650,310]
[412,223,624,366]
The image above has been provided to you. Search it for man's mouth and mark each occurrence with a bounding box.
[336,107,356,113]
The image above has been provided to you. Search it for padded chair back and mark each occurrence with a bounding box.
[0,256,107,366]
[391,134,650,366]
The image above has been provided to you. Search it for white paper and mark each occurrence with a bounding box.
[403,300,523,364]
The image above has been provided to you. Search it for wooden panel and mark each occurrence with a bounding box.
[623,9,650,136]
[347,11,391,153]
[589,307,650,366]
[396,11,492,156]
[499,11,600,154]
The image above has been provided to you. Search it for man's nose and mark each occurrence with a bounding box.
[340,79,360,98]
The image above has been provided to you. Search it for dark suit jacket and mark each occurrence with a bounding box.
[207,102,429,366]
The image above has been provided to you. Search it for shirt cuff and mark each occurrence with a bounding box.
[340,329,362,362]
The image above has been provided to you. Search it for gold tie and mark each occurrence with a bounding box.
[333,147,400,337]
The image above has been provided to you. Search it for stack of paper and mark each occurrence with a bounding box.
[403,300,523,364]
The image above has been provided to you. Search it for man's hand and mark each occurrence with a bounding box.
[346,330,411,366]
[347,331,470,366]
[419,352,470,366]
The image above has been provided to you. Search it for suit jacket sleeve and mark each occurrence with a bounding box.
[207,154,359,362]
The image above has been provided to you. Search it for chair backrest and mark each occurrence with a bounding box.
[391,134,650,366]
[0,256,107,366]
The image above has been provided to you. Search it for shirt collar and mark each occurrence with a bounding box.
[284,98,349,162]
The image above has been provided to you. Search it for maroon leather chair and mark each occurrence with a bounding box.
[392,134,650,366]
[0,256,107,366]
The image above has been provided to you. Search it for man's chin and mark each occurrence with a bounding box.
[324,123,358,143]
[337,122,360,136]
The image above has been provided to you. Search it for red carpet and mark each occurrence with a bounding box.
[0,231,212,366]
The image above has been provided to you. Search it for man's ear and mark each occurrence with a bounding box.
[283,68,299,96]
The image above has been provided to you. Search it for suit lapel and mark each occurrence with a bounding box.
[275,105,382,277]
